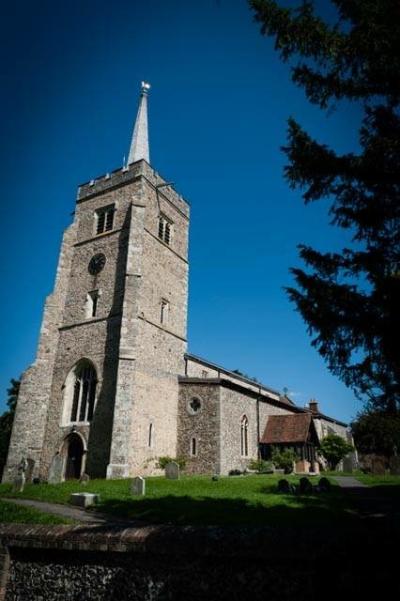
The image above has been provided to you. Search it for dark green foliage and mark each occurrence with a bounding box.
[351,410,400,457]
[248,459,275,473]
[249,0,400,412]
[271,447,297,473]
[228,469,243,476]
[157,456,186,470]
[0,378,20,479]
[319,434,354,469]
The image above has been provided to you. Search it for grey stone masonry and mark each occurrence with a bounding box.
[4,159,190,482]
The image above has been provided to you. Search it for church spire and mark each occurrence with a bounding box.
[128,81,151,165]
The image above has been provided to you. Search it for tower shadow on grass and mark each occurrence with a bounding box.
[95,493,359,528]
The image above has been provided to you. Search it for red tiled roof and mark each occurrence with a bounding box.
[261,413,312,444]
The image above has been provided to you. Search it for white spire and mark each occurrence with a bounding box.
[128,81,151,165]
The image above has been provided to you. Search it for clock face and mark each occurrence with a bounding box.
[88,253,106,275]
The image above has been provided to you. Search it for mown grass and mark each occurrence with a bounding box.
[0,499,69,524]
[355,474,400,487]
[0,474,358,527]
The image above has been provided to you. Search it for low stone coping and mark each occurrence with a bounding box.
[0,523,347,559]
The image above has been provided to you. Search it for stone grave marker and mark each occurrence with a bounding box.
[131,476,146,496]
[12,473,25,493]
[165,461,180,480]
[389,456,400,475]
[371,456,386,475]
[26,458,35,483]
[277,479,290,494]
[48,453,64,484]
[79,472,90,486]
[69,493,100,508]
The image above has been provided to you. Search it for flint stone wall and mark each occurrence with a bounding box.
[0,523,397,601]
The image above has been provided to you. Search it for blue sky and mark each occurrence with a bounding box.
[0,0,363,422]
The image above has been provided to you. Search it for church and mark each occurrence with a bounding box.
[3,83,349,483]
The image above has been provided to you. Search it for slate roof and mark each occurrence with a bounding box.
[261,413,313,444]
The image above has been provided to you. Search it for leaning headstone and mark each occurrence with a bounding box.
[79,473,90,486]
[69,493,100,508]
[165,461,180,480]
[48,453,64,484]
[277,479,290,494]
[131,476,146,496]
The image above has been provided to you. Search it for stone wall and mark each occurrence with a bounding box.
[0,523,397,600]
[3,222,77,482]
[220,386,294,474]
[5,159,190,482]
[177,382,221,474]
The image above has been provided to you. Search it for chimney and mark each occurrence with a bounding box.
[309,399,319,414]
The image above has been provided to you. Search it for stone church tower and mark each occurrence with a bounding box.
[3,83,189,482]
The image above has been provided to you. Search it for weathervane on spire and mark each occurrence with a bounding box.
[128,81,151,165]
[141,81,151,94]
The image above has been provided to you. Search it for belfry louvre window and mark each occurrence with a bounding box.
[70,362,97,423]
[95,205,115,235]
[158,215,172,245]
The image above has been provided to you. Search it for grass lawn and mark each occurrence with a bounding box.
[0,474,359,527]
[355,474,400,487]
[0,499,69,525]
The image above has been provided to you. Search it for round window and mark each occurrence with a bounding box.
[88,253,106,275]
[188,397,201,415]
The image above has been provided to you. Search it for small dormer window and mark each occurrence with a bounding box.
[95,205,115,235]
[158,215,172,245]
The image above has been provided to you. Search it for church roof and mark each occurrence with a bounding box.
[261,413,313,444]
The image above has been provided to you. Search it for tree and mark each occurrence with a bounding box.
[0,378,20,478]
[249,0,400,412]
[351,410,400,457]
[319,434,353,470]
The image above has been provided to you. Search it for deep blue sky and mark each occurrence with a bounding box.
[1,1,363,422]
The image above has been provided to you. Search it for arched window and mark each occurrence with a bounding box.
[148,423,153,448]
[240,415,249,457]
[191,437,197,456]
[63,360,97,425]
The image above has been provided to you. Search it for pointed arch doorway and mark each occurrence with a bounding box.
[64,433,85,480]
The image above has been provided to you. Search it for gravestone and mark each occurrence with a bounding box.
[371,456,386,475]
[69,492,100,508]
[389,456,400,475]
[26,458,35,483]
[131,476,146,496]
[277,479,290,494]
[299,477,313,495]
[318,477,331,493]
[48,453,64,484]
[79,473,90,486]
[12,473,25,493]
[165,461,180,480]
[13,457,27,492]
